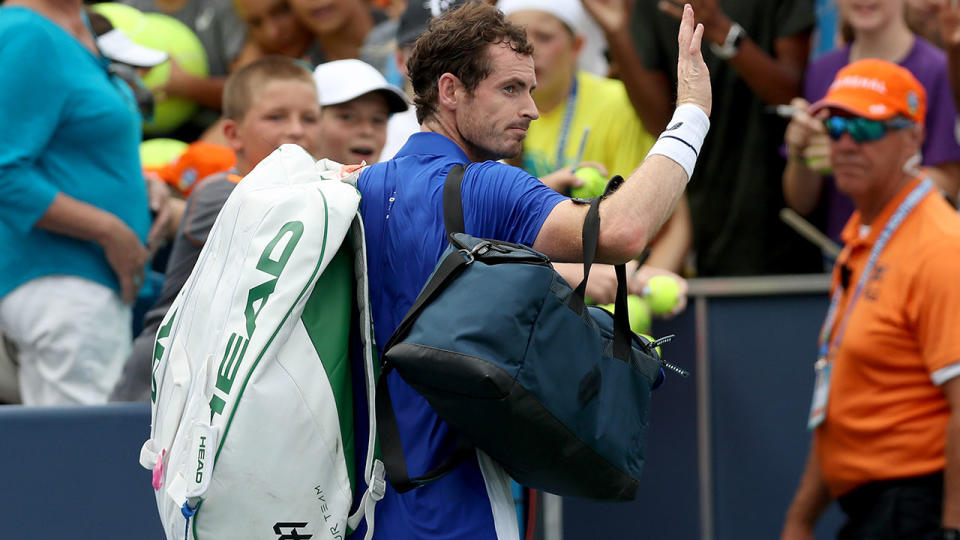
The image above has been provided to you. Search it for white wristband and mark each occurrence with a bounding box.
[645,104,710,182]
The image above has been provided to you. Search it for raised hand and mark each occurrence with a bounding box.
[675,4,712,117]
[581,0,631,35]
[784,98,825,160]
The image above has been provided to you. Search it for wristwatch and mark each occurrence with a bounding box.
[709,22,746,60]
[941,528,960,540]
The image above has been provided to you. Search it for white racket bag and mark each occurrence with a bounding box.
[140,144,384,540]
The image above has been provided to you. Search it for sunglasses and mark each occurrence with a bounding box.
[824,116,914,143]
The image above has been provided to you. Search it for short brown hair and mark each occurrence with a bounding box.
[223,56,316,121]
[406,1,533,124]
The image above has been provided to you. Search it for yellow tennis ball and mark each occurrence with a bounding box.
[570,166,607,199]
[599,295,651,334]
[643,275,681,315]
[627,294,652,334]
[137,13,209,134]
[91,2,147,36]
[805,155,833,176]
[139,138,188,169]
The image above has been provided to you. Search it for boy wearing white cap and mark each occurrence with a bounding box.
[313,59,409,164]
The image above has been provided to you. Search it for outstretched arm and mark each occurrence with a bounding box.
[534,3,711,264]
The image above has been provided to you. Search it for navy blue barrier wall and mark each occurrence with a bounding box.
[562,304,701,540]
[1,276,846,540]
[0,403,164,539]
[564,276,845,540]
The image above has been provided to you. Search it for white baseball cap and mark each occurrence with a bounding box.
[498,0,586,35]
[313,59,409,114]
[96,28,168,68]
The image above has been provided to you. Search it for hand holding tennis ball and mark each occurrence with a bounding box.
[642,275,681,315]
[599,295,651,334]
[570,166,607,199]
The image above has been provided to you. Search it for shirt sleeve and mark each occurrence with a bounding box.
[462,161,567,248]
[180,176,236,247]
[919,62,960,167]
[909,237,960,384]
[0,25,66,233]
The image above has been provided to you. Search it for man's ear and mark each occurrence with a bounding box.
[436,72,464,111]
[222,118,244,155]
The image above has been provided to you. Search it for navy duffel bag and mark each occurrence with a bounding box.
[376,165,686,501]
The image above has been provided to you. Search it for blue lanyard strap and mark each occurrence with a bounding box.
[554,76,579,171]
[817,179,934,358]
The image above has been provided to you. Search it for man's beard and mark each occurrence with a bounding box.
[459,112,526,162]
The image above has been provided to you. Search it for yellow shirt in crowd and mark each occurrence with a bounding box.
[521,70,655,180]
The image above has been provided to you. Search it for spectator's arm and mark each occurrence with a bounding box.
[944,375,960,530]
[782,98,828,216]
[659,0,810,106]
[36,193,148,305]
[644,193,691,274]
[780,442,832,540]
[157,58,227,110]
[583,0,674,133]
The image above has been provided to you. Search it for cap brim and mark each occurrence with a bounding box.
[808,97,893,121]
[322,85,410,114]
[97,29,168,68]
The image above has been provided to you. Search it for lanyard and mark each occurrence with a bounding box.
[817,179,933,361]
[554,76,579,171]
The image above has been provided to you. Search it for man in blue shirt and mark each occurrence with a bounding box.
[356,2,712,538]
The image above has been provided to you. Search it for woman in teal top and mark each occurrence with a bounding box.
[0,0,153,405]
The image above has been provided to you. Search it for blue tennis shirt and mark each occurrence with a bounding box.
[355,132,565,539]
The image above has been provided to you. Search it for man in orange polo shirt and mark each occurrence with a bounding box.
[781,59,960,540]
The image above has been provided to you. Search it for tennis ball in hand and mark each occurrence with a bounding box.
[643,275,681,315]
[570,166,607,199]
[600,295,651,334]
[805,155,833,176]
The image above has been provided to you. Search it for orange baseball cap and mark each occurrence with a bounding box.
[155,141,237,197]
[810,59,926,125]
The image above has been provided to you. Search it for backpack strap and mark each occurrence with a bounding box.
[443,164,467,237]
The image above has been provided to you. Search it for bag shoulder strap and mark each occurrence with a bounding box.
[443,164,467,237]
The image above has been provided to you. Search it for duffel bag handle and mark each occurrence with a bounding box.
[569,176,637,362]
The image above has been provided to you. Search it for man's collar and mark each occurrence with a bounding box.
[395,131,471,163]
[839,175,926,247]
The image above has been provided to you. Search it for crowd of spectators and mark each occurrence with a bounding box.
[0,0,958,397]
[3,0,960,536]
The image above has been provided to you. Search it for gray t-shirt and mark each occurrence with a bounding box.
[632,0,820,276]
[121,0,245,76]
